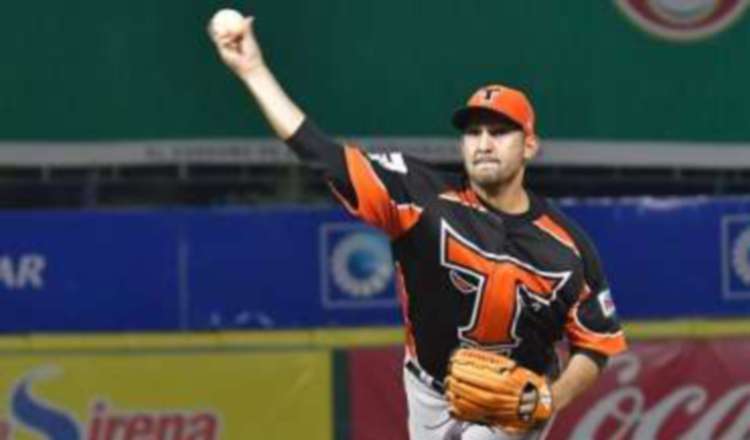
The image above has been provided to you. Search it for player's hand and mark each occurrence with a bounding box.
[208,16,265,78]
[519,386,540,418]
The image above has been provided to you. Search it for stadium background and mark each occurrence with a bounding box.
[2,1,750,438]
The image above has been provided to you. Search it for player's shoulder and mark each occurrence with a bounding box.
[535,196,601,261]
[365,149,463,197]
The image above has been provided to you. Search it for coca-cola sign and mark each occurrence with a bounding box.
[548,340,750,439]
[343,341,750,439]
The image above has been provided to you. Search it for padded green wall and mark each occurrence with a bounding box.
[1,1,748,141]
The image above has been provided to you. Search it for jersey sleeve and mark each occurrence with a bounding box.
[285,119,434,238]
[333,146,427,238]
[564,226,628,358]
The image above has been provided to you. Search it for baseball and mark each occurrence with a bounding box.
[210,9,246,37]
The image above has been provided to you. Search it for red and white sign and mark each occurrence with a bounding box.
[548,339,750,439]
[347,339,750,439]
[615,0,749,42]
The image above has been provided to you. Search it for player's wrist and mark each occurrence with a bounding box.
[238,58,268,82]
[550,379,572,412]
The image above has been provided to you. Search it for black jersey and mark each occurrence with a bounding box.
[287,121,627,380]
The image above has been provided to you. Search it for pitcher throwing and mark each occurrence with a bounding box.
[208,12,627,439]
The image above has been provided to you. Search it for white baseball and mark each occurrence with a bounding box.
[210,9,246,37]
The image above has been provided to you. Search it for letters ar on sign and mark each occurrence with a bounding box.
[0,254,46,291]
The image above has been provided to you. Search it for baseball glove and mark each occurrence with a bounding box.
[444,348,553,433]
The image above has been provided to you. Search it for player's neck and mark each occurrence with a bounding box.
[471,176,529,215]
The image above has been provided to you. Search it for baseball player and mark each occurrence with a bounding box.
[209,14,627,440]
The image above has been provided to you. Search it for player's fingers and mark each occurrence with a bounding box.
[208,29,234,50]
[213,34,243,56]
[523,387,538,399]
[519,402,535,415]
[218,38,239,52]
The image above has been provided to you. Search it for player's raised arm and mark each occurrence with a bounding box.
[208,12,304,140]
[208,11,427,239]
[207,11,356,209]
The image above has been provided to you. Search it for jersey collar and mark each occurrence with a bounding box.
[468,186,544,225]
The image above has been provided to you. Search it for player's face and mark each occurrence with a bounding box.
[460,116,533,189]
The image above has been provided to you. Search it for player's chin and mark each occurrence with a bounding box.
[468,169,505,187]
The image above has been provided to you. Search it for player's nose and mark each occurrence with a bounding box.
[477,130,493,152]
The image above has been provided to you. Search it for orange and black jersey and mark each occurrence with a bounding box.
[287,120,627,380]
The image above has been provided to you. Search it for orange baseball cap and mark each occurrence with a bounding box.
[451,84,537,143]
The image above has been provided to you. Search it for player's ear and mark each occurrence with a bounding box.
[523,135,540,161]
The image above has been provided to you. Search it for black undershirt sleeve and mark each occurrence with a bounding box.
[285,119,357,206]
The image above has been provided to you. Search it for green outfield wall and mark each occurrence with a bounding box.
[1,1,749,142]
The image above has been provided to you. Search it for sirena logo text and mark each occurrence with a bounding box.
[11,367,220,440]
[88,400,218,440]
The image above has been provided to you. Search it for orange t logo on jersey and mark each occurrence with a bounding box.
[440,220,572,349]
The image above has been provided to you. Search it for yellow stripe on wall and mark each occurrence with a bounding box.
[0,319,749,352]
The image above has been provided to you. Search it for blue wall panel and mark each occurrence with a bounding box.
[0,212,180,332]
[562,198,750,320]
[1,198,750,332]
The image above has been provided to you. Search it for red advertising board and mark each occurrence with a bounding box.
[549,339,750,439]
[346,340,750,439]
[347,347,407,440]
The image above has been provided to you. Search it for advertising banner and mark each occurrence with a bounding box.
[562,197,750,319]
[344,347,406,440]
[342,339,750,440]
[0,212,181,332]
[185,210,400,330]
[2,198,750,332]
[548,339,750,439]
[0,345,332,439]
